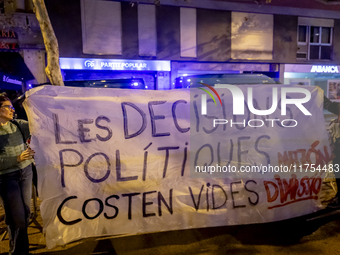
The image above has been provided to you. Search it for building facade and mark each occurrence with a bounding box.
[44,0,340,95]
[0,0,46,94]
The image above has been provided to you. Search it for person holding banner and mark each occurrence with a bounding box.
[0,93,35,255]
[328,115,340,209]
[322,94,340,209]
[324,95,340,115]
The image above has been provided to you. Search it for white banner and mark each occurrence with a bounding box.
[24,85,331,248]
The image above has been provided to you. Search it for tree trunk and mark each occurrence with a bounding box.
[32,0,64,86]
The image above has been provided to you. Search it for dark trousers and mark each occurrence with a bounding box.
[0,165,32,255]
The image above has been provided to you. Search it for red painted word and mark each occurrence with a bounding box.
[278,141,331,167]
[263,174,322,209]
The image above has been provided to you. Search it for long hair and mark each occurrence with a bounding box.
[0,92,10,107]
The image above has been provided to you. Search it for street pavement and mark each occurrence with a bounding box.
[1,197,340,255]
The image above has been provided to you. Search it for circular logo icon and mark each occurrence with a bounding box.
[84,60,95,68]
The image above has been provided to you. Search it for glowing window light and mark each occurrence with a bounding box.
[74,64,82,69]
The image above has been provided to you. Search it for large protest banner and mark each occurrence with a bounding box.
[24,85,331,248]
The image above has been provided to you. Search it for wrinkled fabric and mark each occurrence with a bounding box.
[24,85,331,249]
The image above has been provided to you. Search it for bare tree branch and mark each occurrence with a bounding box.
[32,0,64,86]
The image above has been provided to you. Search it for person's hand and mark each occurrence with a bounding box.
[17,148,35,162]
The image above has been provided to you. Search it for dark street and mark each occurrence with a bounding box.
[2,200,340,254]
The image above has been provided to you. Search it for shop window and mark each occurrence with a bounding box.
[297,25,333,60]
[180,8,197,58]
[80,0,122,55]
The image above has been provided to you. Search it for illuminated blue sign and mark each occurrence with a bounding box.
[59,58,171,71]
[285,64,340,73]
[310,65,339,73]
[3,75,22,85]
[0,71,22,86]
